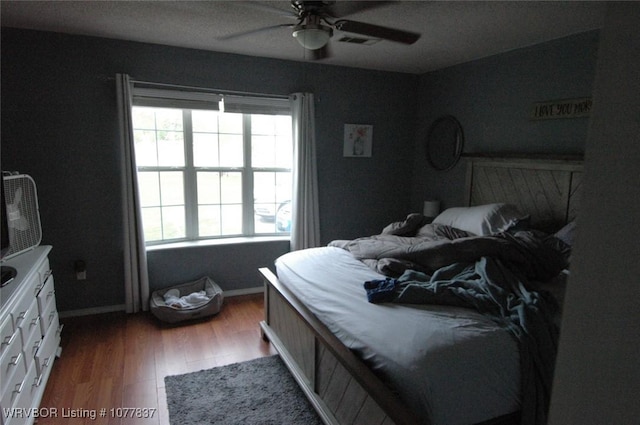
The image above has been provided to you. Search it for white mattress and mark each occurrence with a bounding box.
[275,246,520,425]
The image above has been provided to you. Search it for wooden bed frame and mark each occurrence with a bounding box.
[259,155,583,425]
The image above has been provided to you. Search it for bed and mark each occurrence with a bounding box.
[259,155,582,425]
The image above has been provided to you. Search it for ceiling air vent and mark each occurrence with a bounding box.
[337,36,381,46]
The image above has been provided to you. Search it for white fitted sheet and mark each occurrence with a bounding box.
[275,246,520,425]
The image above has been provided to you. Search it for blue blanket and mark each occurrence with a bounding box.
[364,257,558,425]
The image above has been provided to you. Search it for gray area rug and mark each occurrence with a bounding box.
[165,355,323,425]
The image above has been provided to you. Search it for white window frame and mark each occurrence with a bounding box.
[131,86,292,245]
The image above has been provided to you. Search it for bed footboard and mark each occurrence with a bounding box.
[259,267,420,425]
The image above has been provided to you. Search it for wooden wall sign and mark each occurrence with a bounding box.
[531,97,592,120]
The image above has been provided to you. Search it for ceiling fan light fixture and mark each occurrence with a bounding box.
[293,22,333,50]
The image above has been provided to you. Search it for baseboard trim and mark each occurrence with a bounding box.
[58,286,264,318]
[224,286,264,297]
[58,304,126,318]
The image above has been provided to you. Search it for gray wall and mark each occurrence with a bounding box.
[411,31,599,211]
[1,28,418,311]
[0,27,601,313]
[146,240,291,293]
[549,3,640,423]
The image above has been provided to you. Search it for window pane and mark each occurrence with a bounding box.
[197,172,221,204]
[221,205,242,235]
[275,134,293,168]
[137,171,185,242]
[254,215,277,233]
[157,130,184,166]
[275,172,292,203]
[252,114,275,135]
[275,115,292,135]
[193,133,220,167]
[162,206,185,239]
[160,172,184,205]
[198,205,221,237]
[220,172,242,204]
[252,114,292,168]
[197,172,242,237]
[252,135,275,167]
[219,134,243,167]
[218,112,243,133]
[254,171,291,234]
[275,200,291,233]
[132,107,185,167]
[192,110,218,133]
[133,130,158,167]
[254,171,276,203]
[155,109,183,131]
[132,107,156,129]
[141,207,162,242]
[137,172,160,207]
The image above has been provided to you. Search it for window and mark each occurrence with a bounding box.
[131,90,292,244]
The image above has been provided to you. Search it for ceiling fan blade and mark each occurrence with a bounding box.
[334,19,420,44]
[218,23,294,41]
[324,1,394,18]
[235,1,298,19]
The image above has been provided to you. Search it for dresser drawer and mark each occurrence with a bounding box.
[0,335,26,405]
[10,276,39,333]
[0,329,24,394]
[36,258,51,291]
[0,314,14,358]
[38,297,58,337]
[18,299,41,363]
[4,362,39,425]
[35,315,60,378]
[1,360,27,423]
[0,246,54,425]
[23,323,42,362]
[36,274,55,313]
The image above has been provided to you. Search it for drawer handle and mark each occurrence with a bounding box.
[16,311,28,326]
[43,357,52,368]
[13,379,25,395]
[57,324,65,336]
[10,352,22,366]
[33,339,42,355]
[44,269,53,282]
[2,333,16,347]
[33,374,43,388]
[31,316,41,328]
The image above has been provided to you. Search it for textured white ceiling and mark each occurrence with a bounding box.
[0,1,607,74]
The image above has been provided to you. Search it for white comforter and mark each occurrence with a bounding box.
[276,246,520,425]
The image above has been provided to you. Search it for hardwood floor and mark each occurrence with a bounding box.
[37,294,276,425]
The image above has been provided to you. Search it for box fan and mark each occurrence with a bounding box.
[2,173,42,260]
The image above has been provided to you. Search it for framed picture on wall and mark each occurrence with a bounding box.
[343,124,373,157]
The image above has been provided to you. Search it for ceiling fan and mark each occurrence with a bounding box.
[221,1,421,59]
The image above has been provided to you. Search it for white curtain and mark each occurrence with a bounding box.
[116,73,150,313]
[289,93,320,251]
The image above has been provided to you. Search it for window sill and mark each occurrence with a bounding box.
[146,235,290,252]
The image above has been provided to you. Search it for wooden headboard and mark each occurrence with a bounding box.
[464,155,583,231]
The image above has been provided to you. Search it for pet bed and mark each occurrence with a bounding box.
[150,276,223,323]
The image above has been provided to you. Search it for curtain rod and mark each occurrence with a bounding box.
[129,78,289,100]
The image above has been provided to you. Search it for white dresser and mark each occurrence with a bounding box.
[0,246,61,425]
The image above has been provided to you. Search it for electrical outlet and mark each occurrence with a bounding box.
[74,260,87,281]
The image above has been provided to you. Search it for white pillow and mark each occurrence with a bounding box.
[432,203,528,236]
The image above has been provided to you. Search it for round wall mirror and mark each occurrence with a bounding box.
[425,115,464,171]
